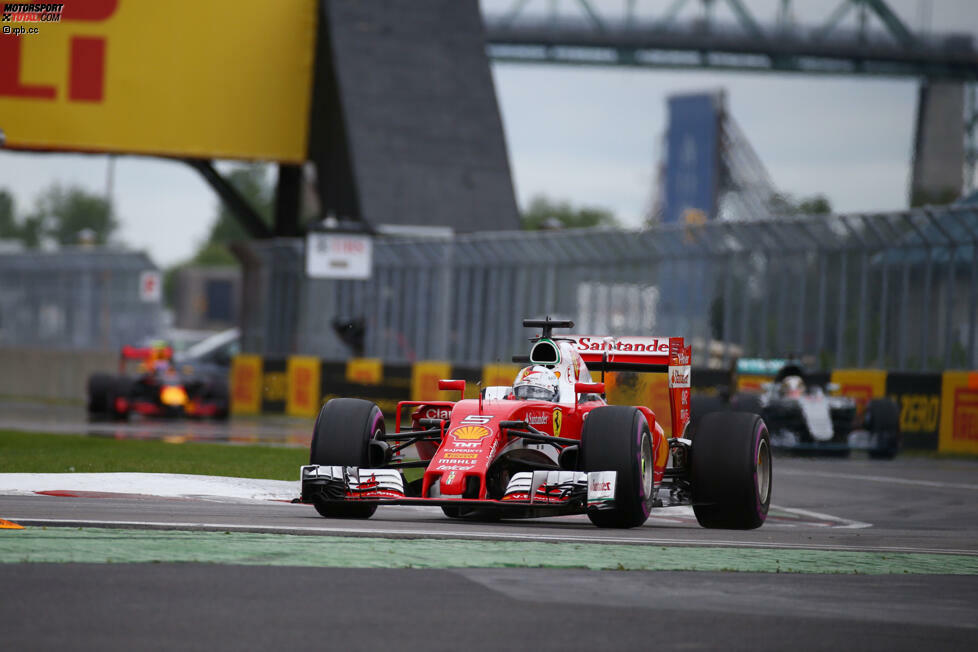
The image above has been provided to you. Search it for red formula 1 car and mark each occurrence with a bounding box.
[87,344,229,421]
[300,318,772,529]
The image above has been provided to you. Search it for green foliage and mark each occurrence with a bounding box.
[769,193,833,216]
[0,183,116,247]
[206,164,272,247]
[176,164,272,270]
[37,184,117,245]
[159,164,272,309]
[191,241,238,266]
[0,189,16,239]
[521,194,620,230]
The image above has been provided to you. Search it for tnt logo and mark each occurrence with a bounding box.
[0,1,117,102]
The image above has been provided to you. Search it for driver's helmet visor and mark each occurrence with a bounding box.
[514,384,557,401]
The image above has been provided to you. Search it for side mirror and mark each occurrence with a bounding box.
[575,382,605,395]
[826,382,841,393]
[438,379,466,395]
[575,382,605,408]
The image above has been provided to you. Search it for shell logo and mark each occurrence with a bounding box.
[451,425,491,440]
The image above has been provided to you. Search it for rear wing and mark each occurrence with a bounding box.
[567,335,691,438]
[516,319,691,437]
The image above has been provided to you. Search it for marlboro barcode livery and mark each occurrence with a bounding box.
[301,318,772,529]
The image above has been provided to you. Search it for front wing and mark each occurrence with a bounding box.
[300,465,618,516]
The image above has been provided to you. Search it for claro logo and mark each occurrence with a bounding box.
[0,0,117,102]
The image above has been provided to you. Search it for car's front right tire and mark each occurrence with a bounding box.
[691,412,772,529]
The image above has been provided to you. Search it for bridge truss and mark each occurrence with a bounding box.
[483,0,978,191]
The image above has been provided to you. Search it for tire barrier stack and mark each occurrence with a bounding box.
[229,355,978,454]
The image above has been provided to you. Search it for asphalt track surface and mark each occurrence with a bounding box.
[2,564,975,651]
[2,413,978,650]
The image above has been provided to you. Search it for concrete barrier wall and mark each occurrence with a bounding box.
[0,348,117,402]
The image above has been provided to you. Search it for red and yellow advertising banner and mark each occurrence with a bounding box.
[0,0,317,161]
[286,355,321,418]
[830,369,887,418]
[229,354,262,415]
[411,361,452,402]
[482,363,520,390]
[939,371,978,455]
[346,358,382,386]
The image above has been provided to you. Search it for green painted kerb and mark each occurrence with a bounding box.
[2,528,976,575]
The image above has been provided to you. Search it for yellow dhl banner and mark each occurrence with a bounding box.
[0,0,316,162]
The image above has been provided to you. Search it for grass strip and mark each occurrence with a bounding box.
[0,430,306,480]
[2,527,976,574]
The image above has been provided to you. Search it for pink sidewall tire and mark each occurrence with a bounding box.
[691,411,772,529]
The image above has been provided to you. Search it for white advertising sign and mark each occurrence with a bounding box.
[306,233,373,280]
[139,271,162,303]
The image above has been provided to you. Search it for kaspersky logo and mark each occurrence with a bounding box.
[0,0,117,102]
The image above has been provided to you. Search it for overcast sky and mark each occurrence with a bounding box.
[1,0,975,267]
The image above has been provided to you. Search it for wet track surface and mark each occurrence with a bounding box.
[0,398,313,445]
[2,409,977,650]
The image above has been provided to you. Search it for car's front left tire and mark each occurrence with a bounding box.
[580,406,655,529]
[309,398,384,519]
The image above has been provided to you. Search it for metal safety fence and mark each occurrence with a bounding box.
[238,205,978,372]
[0,248,163,351]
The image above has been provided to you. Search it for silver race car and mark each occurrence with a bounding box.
[695,360,900,459]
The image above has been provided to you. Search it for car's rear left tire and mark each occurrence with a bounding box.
[580,406,655,529]
[309,398,384,519]
[86,373,114,415]
[207,381,230,421]
[730,393,763,415]
[865,398,900,460]
[692,412,771,529]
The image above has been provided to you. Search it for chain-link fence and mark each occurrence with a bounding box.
[0,248,163,351]
[238,205,978,371]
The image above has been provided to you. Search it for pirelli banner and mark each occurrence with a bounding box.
[0,0,317,161]
[230,357,521,420]
[940,372,978,455]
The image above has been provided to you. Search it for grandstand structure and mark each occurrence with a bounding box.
[652,90,780,224]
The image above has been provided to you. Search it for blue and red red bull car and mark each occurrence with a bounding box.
[300,318,773,529]
[86,344,229,421]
